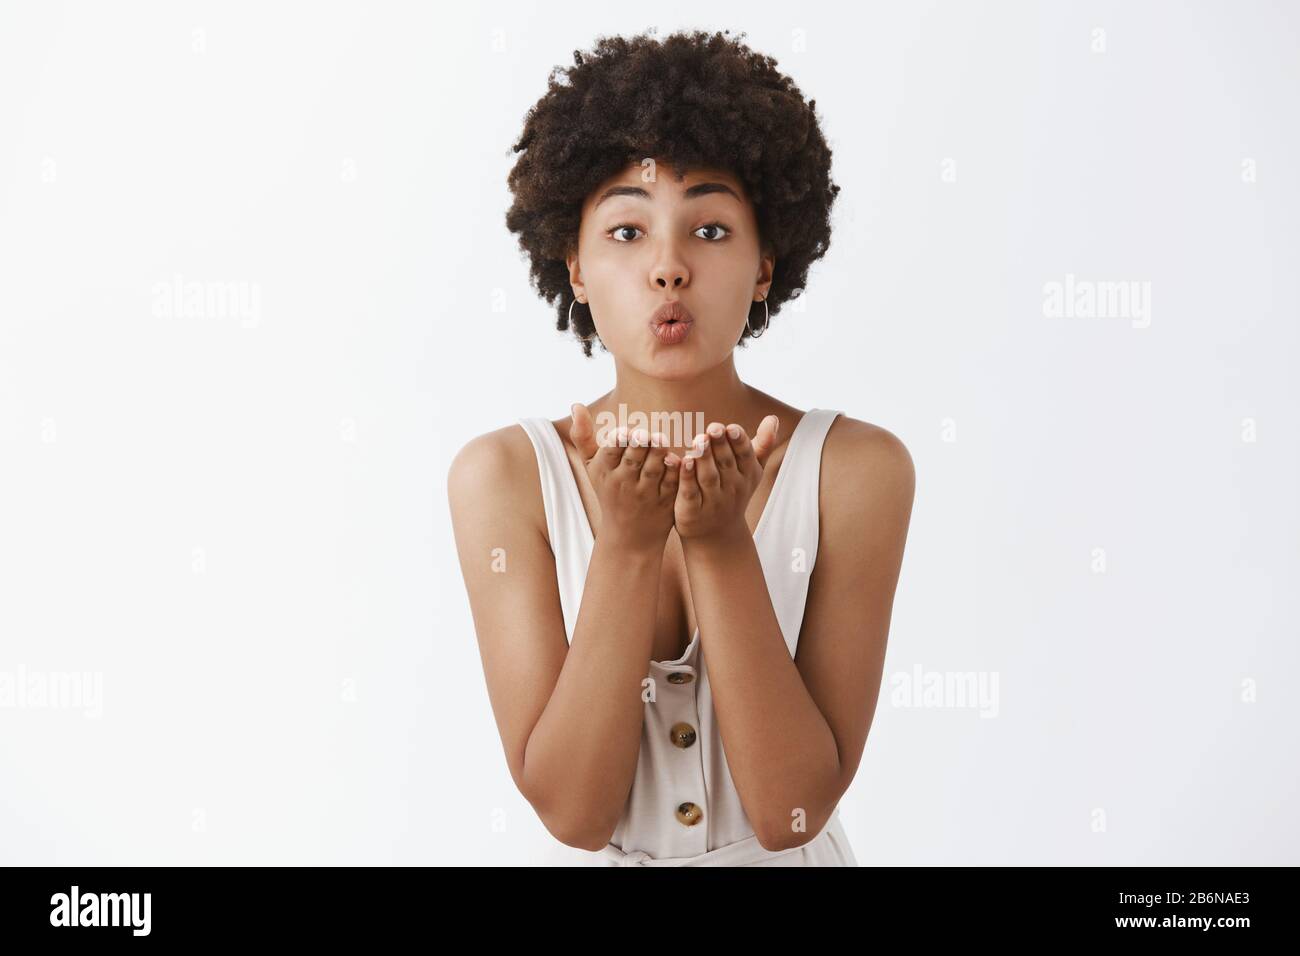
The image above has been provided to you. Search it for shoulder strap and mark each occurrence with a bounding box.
[753,409,842,657]
[515,418,593,643]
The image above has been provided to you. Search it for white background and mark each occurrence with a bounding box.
[1,0,1296,865]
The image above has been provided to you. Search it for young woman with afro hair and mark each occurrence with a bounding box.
[449,28,915,866]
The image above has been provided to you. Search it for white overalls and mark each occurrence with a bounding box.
[517,408,858,867]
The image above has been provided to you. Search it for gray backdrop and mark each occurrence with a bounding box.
[1,0,1295,864]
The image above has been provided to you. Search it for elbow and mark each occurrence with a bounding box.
[753,806,832,853]
[558,826,616,854]
[521,780,617,853]
[537,811,616,853]
[754,825,809,853]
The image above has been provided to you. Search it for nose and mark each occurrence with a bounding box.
[650,239,689,291]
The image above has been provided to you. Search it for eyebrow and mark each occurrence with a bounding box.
[593,181,743,209]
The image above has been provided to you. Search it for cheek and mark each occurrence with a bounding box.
[699,231,759,274]
[577,236,636,287]
[714,252,757,287]
[699,247,761,305]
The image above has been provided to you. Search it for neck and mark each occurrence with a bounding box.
[590,356,764,453]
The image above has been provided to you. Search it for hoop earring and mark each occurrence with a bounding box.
[569,297,600,343]
[749,292,770,337]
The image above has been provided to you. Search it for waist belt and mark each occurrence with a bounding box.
[597,831,810,867]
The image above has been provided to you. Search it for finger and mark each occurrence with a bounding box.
[570,403,600,461]
[725,423,758,477]
[619,427,652,473]
[690,429,721,490]
[593,419,618,447]
[705,421,737,477]
[638,431,670,484]
[659,446,682,500]
[677,448,701,505]
[594,425,630,472]
[751,414,781,468]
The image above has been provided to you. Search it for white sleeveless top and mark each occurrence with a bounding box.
[516,408,858,867]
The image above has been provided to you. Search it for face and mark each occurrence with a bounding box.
[565,159,774,377]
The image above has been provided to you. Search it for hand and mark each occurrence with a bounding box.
[674,417,780,541]
[570,403,682,552]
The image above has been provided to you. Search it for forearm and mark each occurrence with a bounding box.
[522,531,662,848]
[682,529,842,848]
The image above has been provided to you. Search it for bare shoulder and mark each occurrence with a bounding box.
[821,414,916,517]
[446,422,544,530]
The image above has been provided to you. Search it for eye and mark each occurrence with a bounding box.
[604,222,732,243]
[607,224,644,242]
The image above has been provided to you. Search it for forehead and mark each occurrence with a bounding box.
[586,160,748,210]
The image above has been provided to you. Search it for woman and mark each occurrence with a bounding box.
[448,29,915,865]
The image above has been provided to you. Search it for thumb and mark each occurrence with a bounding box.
[570,403,599,460]
[752,414,781,467]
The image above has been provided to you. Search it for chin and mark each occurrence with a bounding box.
[645,347,727,381]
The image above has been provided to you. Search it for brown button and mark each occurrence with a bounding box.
[675,802,703,826]
[669,722,697,748]
[666,672,694,684]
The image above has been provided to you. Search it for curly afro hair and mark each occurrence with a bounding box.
[504,28,841,357]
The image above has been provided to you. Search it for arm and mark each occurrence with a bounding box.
[447,424,678,850]
[679,419,915,850]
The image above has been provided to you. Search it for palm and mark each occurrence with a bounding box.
[672,415,781,539]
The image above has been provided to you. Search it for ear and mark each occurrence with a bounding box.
[754,250,776,303]
[566,249,586,304]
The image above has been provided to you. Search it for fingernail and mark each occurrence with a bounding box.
[726,424,740,438]
[684,457,695,470]
[707,422,724,438]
